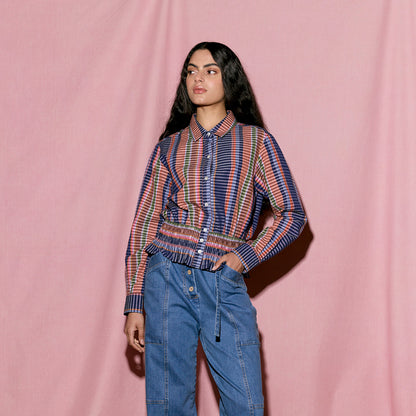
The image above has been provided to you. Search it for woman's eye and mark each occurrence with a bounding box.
[187,69,196,75]
[207,69,217,75]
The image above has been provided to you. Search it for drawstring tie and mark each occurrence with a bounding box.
[214,272,221,340]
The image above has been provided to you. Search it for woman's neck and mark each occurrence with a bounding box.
[196,104,227,131]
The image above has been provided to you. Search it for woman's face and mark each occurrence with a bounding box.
[186,49,225,110]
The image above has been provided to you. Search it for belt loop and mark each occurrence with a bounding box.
[214,272,221,341]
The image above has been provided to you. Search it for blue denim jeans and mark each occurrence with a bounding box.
[144,252,264,416]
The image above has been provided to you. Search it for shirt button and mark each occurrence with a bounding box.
[207,155,211,159]
[197,249,202,254]
[204,202,209,207]
[199,238,204,242]
[187,270,192,275]
[189,286,194,292]
[203,228,207,232]
[207,132,211,137]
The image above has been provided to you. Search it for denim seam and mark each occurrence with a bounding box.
[146,252,166,273]
[146,261,165,274]
[163,260,170,415]
[146,399,167,405]
[219,274,246,289]
[238,339,260,347]
[226,308,255,416]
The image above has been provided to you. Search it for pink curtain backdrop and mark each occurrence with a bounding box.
[1,1,415,415]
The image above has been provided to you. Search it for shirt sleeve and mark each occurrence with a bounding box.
[124,143,170,314]
[232,132,307,272]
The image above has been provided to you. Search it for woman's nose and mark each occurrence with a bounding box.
[194,72,204,82]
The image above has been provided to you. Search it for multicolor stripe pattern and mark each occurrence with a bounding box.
[124,111,307,314]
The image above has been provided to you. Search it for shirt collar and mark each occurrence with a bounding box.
[189,110,237,141]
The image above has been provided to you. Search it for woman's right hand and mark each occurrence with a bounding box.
[124,312,145,353]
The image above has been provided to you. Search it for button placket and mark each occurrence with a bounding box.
[184,268,197,298]
[194,132,215,266]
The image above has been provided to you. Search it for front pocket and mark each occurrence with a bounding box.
[145,252,166,276]
[219,264,247,290]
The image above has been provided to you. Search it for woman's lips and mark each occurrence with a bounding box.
[193,87,206,94]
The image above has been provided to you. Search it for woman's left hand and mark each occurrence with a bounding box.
[212,252,245,273]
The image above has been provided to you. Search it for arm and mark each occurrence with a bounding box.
[232,132,307,271]
[124,143,170,314]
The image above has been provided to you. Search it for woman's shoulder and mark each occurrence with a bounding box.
[233,121,274,140]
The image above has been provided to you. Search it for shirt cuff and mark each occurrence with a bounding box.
[232,243,260,272]
[124,294,144,315]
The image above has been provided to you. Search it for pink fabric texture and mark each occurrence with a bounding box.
[1,1,415,415]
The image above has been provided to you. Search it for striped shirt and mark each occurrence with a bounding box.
[124,111,307,314]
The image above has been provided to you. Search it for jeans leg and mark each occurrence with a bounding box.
[198,265,264,416]
[144,253,200,416]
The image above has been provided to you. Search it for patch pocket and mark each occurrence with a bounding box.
[228,305,260,347]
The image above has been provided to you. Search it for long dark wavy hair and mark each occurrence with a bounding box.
[158,42,265,141]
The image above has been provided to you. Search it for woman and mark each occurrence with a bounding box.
[124,41,307,415]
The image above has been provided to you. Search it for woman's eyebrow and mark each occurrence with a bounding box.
[187,62,220,68]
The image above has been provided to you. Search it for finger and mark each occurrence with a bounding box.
[212,256,226,271]
[128,329,143,352]
[126,328,136,348]
[212,261,221,271]
[134,337,144,353]
[138,324,145,347]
